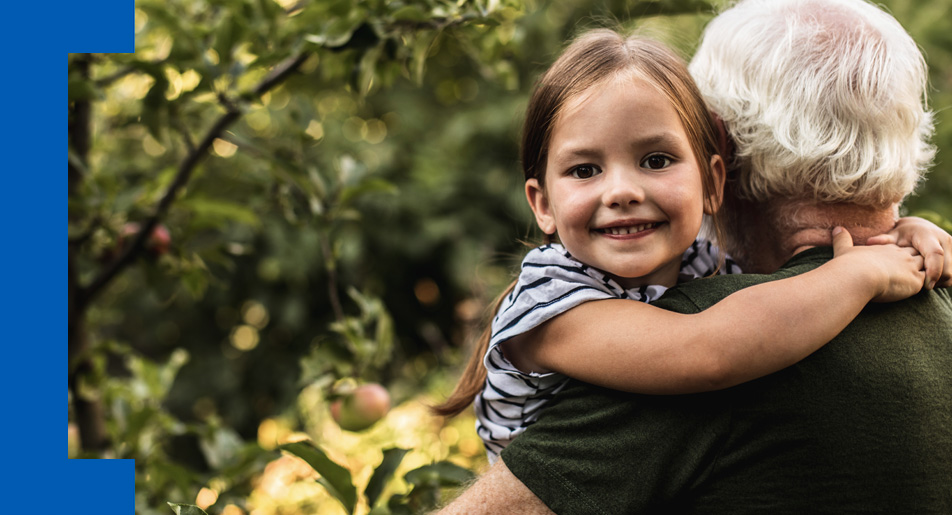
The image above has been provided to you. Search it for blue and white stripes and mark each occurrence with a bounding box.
[476,240,740,462]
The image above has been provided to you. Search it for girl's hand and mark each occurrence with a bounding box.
[832,226,925,303]
[866,217,952,289]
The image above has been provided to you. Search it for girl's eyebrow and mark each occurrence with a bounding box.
[553,147,602,161]
[551,132,683,163]
[632,132,682,147]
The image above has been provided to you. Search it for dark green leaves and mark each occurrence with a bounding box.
[366,448,410,507]
[404,461,475,488]
[279,441,475,514]
[280,441,359,514]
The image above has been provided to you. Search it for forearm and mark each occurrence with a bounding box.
[527,257,881,394]
[689,256,879,388]
[436,460,554,515]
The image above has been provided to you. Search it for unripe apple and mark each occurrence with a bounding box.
[330,383,391,432]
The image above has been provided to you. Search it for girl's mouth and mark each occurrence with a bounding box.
[596,222,661,235]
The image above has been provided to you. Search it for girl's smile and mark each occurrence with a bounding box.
[594,220,663,237]
[525,73,722,289]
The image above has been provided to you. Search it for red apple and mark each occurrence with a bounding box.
[148,224,171,255]
[118,222,171,256]
[330,383,391,432]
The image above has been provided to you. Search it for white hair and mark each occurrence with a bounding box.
[689,0,935,207]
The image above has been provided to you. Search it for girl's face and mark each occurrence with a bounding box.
[526,75,724,289]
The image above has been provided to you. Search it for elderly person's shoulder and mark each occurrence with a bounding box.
[657,247,835,313]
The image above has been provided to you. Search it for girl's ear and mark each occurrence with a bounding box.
[525,178,557,235]
[703,154,726,215]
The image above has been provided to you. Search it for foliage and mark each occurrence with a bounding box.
[68,0,951,513]
[167,442,472,515]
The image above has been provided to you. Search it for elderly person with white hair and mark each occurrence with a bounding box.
[439,0,952,513]
[690,0,941,278]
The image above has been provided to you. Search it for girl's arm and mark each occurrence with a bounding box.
[501,227,925,395]
[867,216,952,289]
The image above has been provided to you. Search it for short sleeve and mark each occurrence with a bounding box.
[488,244,633,363]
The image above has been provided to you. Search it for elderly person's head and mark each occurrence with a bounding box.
[690,0,935,271]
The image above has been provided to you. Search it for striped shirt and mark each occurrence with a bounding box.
[476,239,741,463]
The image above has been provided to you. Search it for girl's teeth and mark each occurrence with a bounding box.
[605,223,654,235]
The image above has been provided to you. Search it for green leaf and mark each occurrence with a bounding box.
[405,461,475,487]
[280,441,357,514]
[304,3,369,49]
[409,31,439,85]
[181,197,262,228]
[214,15,246,66]
[181,266,210,299]
[357,44,384,96]
[338,178,398,207]
[386,495,414,515]
[390,5,430,22]
[366,448,409,507]
[167,503,209,515]
[141,74,170,140]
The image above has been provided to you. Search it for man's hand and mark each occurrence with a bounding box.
[867,217,952,289]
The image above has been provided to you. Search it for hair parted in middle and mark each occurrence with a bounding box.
[432,28,727,418]
[521,29,725,216]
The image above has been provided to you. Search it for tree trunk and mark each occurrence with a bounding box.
[68,54,107,452]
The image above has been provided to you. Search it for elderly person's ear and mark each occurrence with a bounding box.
[703,154,726,215]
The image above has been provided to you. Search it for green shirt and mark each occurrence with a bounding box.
[501,247,952,514]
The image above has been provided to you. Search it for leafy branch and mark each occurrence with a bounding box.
[75,5,494,309]
[76,52,311,310]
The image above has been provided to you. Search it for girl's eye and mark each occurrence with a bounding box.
[642,154,673,170]
[569,165,600,179]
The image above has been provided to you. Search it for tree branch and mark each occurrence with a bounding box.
[69,53,109,452]
[77,51,312,308]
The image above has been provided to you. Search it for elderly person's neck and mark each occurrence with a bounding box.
[721,197,898,274]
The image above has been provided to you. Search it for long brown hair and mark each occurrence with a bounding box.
[432,29,728,418]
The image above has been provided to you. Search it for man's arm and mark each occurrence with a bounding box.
[437,459,554,515]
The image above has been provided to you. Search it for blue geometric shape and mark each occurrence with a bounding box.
[59,1,136,513]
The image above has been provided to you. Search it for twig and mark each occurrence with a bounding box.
[78,51,312,308]
[320,234,345,322]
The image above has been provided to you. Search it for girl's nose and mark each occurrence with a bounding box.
[602,169,645,208]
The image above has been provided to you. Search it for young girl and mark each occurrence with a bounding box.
[433,29,945,462]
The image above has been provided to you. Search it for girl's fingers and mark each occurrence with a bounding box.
[910,233,944,290]
[831,226,852,255]
[939,244,952,288]
[924,252,941,289]
[866,233,897,245]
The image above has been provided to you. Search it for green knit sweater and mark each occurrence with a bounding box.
[502,247,952,514]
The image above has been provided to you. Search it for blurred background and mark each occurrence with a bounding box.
[68,0,951,513]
